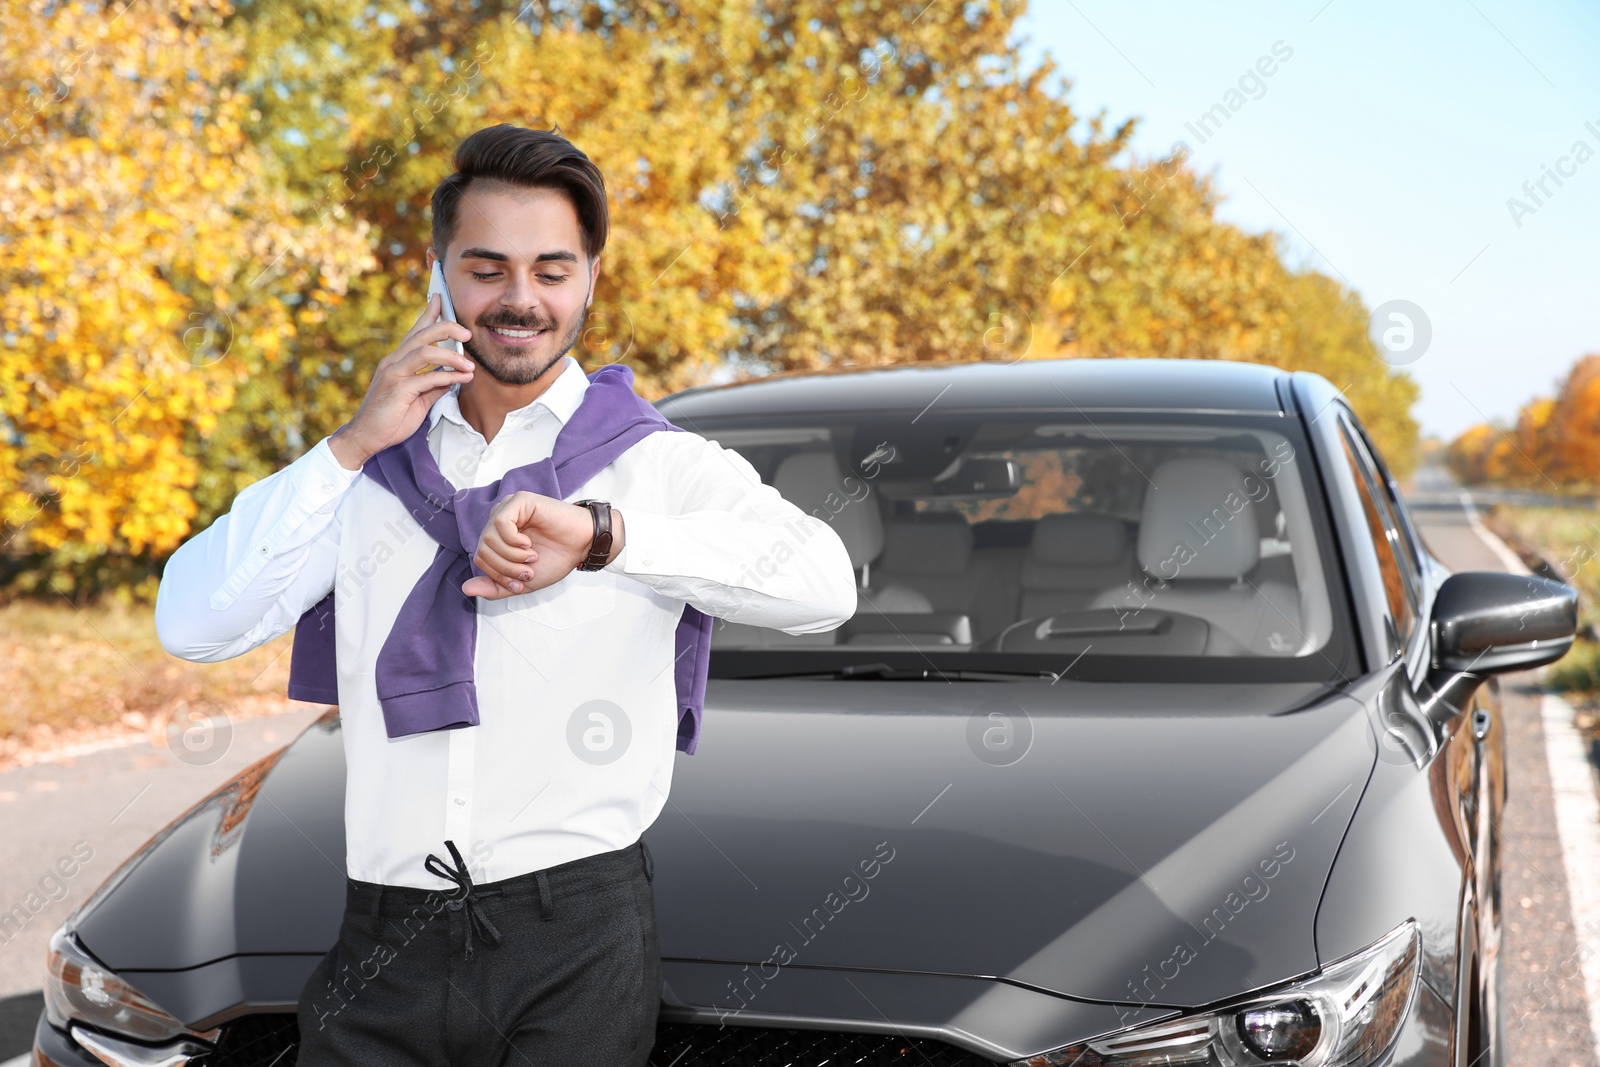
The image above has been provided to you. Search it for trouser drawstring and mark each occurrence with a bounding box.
[423,838,502,960]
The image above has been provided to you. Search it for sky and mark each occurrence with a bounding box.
[1010,0,1600,443]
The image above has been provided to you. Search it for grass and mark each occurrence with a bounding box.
[0,598,303,768]
[1481,505,1600,637]
[1481,504,1600,692]
[1480,503,1600,759]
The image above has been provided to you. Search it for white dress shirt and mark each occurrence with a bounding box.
[155,355,857,889]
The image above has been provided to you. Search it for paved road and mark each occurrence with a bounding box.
[1406,471,1599,1067]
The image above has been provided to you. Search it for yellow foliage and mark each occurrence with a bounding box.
[8,0,1423,601]
[1,0,375,599]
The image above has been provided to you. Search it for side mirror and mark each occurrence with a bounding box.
[1431,570,1578,674]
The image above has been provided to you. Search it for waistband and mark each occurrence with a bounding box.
[348,837,654,962]
[348,837,653,917]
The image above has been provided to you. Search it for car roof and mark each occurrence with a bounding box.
[654,356,1295,420]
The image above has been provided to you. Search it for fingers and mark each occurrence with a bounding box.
[404,328,475,379]
[400,294,446,350]
[474,542,534,592]
[412,292,439,330]
[483,524,534,566]
[462,574,510,600]
[418,318,473,348]
[473,501,538,592]
[411,323,473,362]
[395,298,471,368]
[492,503,534,551]
[403,292,436,338]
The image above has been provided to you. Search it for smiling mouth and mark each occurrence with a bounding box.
[488,325,549,344]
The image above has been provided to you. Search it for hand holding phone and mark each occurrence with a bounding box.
[327,278,473,469]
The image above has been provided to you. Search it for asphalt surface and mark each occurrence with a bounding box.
[1407,473,1600,1067]
[0,467,1595,1065]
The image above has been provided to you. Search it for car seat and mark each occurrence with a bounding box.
[1087,457,1303,655]
[770,451,932,613]
[1017,513,1140,620]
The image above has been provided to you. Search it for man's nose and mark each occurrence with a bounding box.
[499,272,543,312]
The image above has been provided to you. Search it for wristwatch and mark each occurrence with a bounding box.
[572,499,614,571]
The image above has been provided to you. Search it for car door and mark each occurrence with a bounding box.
[1331,410,1482,843]
[1338,411,1499,850]
[1334,405,1498,1066]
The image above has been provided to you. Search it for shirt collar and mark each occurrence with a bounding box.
[427,355,587,435]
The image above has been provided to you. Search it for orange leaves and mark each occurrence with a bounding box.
[1449,353,1600,490]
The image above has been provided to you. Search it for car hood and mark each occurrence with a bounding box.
[74,709,349,972]
[644,678,1377,1009]
[74,680,1378,1017]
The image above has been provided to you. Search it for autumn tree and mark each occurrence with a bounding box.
[1447,353,1600,490]
[1550,354,1600,485]
[11,0,1424,598]
[0,0,376,601]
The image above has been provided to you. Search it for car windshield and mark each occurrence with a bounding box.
[693,408,1357,683]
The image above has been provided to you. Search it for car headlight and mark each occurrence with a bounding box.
[43,921,220,1046]
[1011,919,1421,1067]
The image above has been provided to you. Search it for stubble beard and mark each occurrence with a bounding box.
[464,306,587,386]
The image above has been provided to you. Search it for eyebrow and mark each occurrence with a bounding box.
[457,247,580,266]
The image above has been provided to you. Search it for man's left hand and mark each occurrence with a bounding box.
[462,491,601,600]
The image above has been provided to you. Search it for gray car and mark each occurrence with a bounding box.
[32,357,1576,1066]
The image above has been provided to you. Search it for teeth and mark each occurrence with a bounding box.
[493,326,545,338]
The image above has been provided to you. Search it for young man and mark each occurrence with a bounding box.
[154,123,858,1065]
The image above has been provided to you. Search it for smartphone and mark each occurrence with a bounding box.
[421,261,464,373]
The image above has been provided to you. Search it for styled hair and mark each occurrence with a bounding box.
[430,123,609,263]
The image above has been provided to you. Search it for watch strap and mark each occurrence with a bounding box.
[573,499,613,571]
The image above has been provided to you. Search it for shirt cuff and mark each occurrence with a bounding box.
[308,435,366,493]
[607,508,666,573]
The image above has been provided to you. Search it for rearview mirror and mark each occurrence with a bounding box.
[927,457,1020,499]
[1430,570,1578,674]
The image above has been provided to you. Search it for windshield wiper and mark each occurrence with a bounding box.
[736,662,1060,681]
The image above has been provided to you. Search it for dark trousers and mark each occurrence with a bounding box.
[295,838,659,1066]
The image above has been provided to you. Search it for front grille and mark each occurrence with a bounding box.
[197,1014,299,1066]
[196,1015,1000,1066]
[652,1021,999,1065]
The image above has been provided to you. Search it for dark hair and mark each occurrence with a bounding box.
[430,124,609,264]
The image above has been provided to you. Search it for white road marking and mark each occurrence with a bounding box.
[1541,693,1600,1060]
[1459,490,1532,575]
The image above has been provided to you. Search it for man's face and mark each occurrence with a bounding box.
[428,184,598,387]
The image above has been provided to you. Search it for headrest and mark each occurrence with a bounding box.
[773,451,882,569]
[880,513,974,575]
[1136,458,1260,580]
[1029,513,1129,567]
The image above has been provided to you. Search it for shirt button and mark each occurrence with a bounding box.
[259,544,269,555]
[453,797,465,807]
[320,481,334,493]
